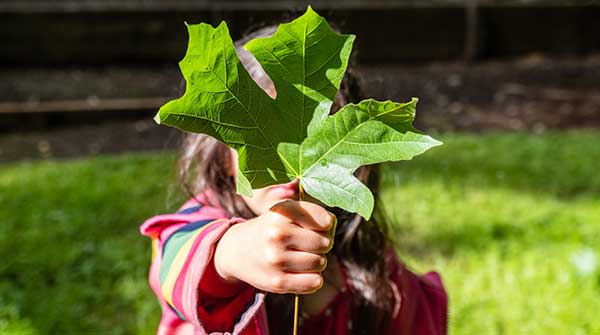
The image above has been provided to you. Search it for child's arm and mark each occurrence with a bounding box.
[141,200,335,334]
[141,205,261,334]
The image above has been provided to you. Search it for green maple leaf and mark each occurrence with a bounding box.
[155,7,442,219]
[156,7,353,192]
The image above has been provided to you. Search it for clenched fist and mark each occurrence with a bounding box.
[214,200,336,294]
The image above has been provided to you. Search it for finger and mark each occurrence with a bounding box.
[270,200,336,232]
[268,272,324,294]
[286,226,333,253]
[280,251,328,273]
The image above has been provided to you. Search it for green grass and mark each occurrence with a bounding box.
[0,154,183,334]
[1,132,599,334]
[381,132,600,334]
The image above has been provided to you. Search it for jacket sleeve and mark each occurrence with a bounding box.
[140,204,266,335]
[387,250,448,335]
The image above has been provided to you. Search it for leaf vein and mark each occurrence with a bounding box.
[305,43,345,77]
[163,111,259,130]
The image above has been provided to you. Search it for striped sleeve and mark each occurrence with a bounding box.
[159,218,230,314]
[141,205,267,335]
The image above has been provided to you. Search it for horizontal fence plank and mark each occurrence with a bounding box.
[2,58,600,133]
[3,6,600,65]
[0,97,173,114]
[2,0,599,13]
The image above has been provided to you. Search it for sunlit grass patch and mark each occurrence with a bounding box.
[382,132,600,335]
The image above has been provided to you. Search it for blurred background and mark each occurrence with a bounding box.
[1,0,599,334]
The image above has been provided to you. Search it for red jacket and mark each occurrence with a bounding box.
[141,193,448,335]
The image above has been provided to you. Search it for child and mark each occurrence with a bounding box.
[141,26,447,335]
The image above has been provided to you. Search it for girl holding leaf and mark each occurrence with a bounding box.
[141,8,447,335]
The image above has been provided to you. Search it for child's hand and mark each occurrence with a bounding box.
[214,200,336,294]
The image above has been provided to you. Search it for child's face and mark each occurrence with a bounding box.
[229,148,299,215]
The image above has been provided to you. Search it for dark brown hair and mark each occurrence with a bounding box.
[177,25,395,334]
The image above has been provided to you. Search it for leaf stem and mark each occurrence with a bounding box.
[293,181,304,335]
[293,295,299,335]
[298,182,305,201]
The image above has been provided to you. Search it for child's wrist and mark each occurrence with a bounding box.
[214,223,242,284]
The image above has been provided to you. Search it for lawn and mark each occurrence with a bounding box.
[1,132,599,334]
